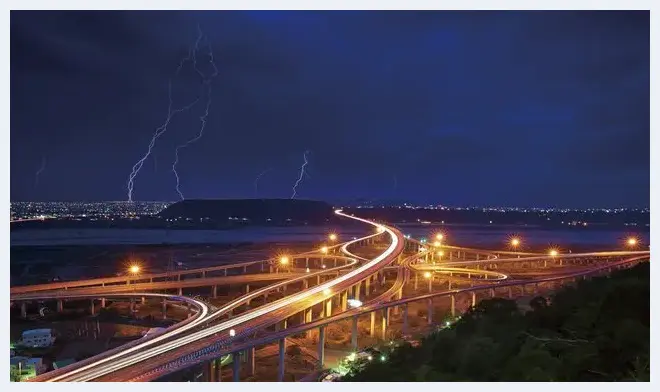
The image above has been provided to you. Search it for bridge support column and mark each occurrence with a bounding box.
[351,316,358,351]
[247,347,255,376]
[317,326,326,369]
[369,311,376,337]
[508,287,513,298]
[178,287,183,296]
[489,288,495,298]
[317,275,321,285]
[355,282,361,301]
[213,285,217,298]
[341,291,348,312]
[365,277,370,295]
[214,358,222,382]
[427,299,433,325]
[141,296,146,305]
[324,299,332,317]
[278,338,286,381]
[129,298,135,313]
[451,295,456,317]
[161,299,167,319]
[381,308,389,340]
[414,273,418,290]
[20,302,27,318]
[305,308,313,339]
[471,292,476,307]
[57,300,63,313]
[243,265,247,273]
[207,360,215,382]
[232,352,241,382]
[100,298,106,308]
[402,303,409,335]
[90,299,95,315]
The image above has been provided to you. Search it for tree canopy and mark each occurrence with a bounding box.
[342,262,649,382]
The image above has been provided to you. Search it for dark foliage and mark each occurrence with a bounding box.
[343,263,649,382]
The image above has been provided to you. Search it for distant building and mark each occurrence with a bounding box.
[10,356,45,381]
[21,329,55,348]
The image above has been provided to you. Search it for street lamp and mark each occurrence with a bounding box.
[627,237,638,247]
[433,241,441,247]
[510,237,520,248]
[279,256,289,266]
[329,233,338,242]
[435,233,444,241]
[323,288,331,295]
[129,265,140,274]
[229,329,236,337]
[437,251,444,258]
[549,249,558,257]
[321,246,329,254]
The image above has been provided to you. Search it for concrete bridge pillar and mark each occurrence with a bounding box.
[402,303,409,335]
[178,287,183,296]
[324,299,332,317]
[213,285,218,298]
[365,277,370,295]
[341,291,348,312]
[206,359,216,382]
[351,316,358,351]
[414,273,418,290]
[508,287,513,299]
[232,352,241,382]
[202,271,206,279]
[427,298,433,325]
[100,298,106,308]
[305,257,309,268]
[471,292,477,307]
[90,299,95,316]
[20,302,27,318]
[57,300,63,313]
[355,281,361,301]
[278,338,286,381]
[381,308,389,340]
[161,299,167,319]
[243,265,247,273]
[247,347,255,376]
[317,326,326,369]
[141,296,146,305]
[489,288,495,298]
[305,308,313,339]
[370,311,376,337]
[129,298,135,313]
[451,295,456,317]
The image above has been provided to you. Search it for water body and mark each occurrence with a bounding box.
[10,225,649,248]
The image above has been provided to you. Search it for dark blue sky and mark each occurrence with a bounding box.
[10,11,649,207]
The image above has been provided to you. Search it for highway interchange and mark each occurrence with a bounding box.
[10,210,650,382]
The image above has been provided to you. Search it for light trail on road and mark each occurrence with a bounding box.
[52,210,403,381]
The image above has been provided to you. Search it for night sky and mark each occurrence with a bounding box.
[10,11,649,207]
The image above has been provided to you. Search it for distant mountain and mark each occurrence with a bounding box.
[158,199,336,225]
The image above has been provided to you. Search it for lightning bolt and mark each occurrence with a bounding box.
[171,28,218,200]
[34,156,46,188]
[253,168,273,198]
[291,150,310,199]
[126,26,209,202]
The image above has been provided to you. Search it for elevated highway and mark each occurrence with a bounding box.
[11,210,649,382]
